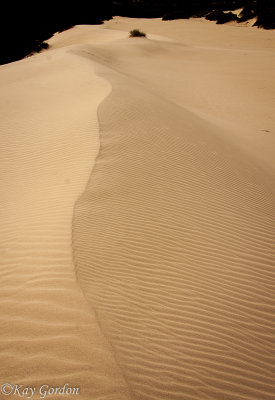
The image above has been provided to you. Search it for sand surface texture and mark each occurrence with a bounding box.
[0,40,131,399]
[1,16,275,400]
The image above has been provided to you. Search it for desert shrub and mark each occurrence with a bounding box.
[32,41,49,53]
[40,42,49,50]
[129,29,146,38]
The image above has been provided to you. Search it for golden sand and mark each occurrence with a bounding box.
[0,17,275,400]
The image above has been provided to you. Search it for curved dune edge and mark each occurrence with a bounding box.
[0,48,132,399]
[72,21,275,400]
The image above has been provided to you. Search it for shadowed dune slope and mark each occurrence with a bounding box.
[72,20,275,400]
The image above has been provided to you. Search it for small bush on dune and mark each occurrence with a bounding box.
[40,42,49,50]
[32,40,49,53]
[129,29,146,38]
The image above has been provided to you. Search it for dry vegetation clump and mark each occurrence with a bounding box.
[129,29,147,37]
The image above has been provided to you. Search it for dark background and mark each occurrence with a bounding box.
[0,0,274,65]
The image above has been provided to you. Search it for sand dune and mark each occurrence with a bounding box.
[72,19,275,400]
[1,16,275,400]
[0,45,131,399]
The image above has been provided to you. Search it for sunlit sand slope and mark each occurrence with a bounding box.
[0,48,131,399]
[1,18,274,400]
[72,20,275,400]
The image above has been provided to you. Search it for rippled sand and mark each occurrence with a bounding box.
[0,40,131,400]
[1,17,275,400]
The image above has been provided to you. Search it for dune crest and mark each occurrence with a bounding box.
[0,47,132,399]
[72,19,275,400]
[0,17,275,400]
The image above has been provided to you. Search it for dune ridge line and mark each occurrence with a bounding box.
[72,18,275,400]
[0,45,132,399]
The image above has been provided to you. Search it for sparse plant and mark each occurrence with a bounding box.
[40,42,49,50]
[129,29,146,38]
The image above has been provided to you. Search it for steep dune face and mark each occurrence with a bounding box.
[72,20,275,400]
[0,48,132,399]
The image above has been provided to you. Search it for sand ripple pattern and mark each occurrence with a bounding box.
[73,56,275,400]
[0,50,131,400]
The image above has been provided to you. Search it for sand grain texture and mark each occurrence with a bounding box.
[0,44,132,400]
[72,18,275,400]
[0,17,275,400]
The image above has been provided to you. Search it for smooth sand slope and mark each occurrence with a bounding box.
[0,42,131,399]
[0,17,275,400]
